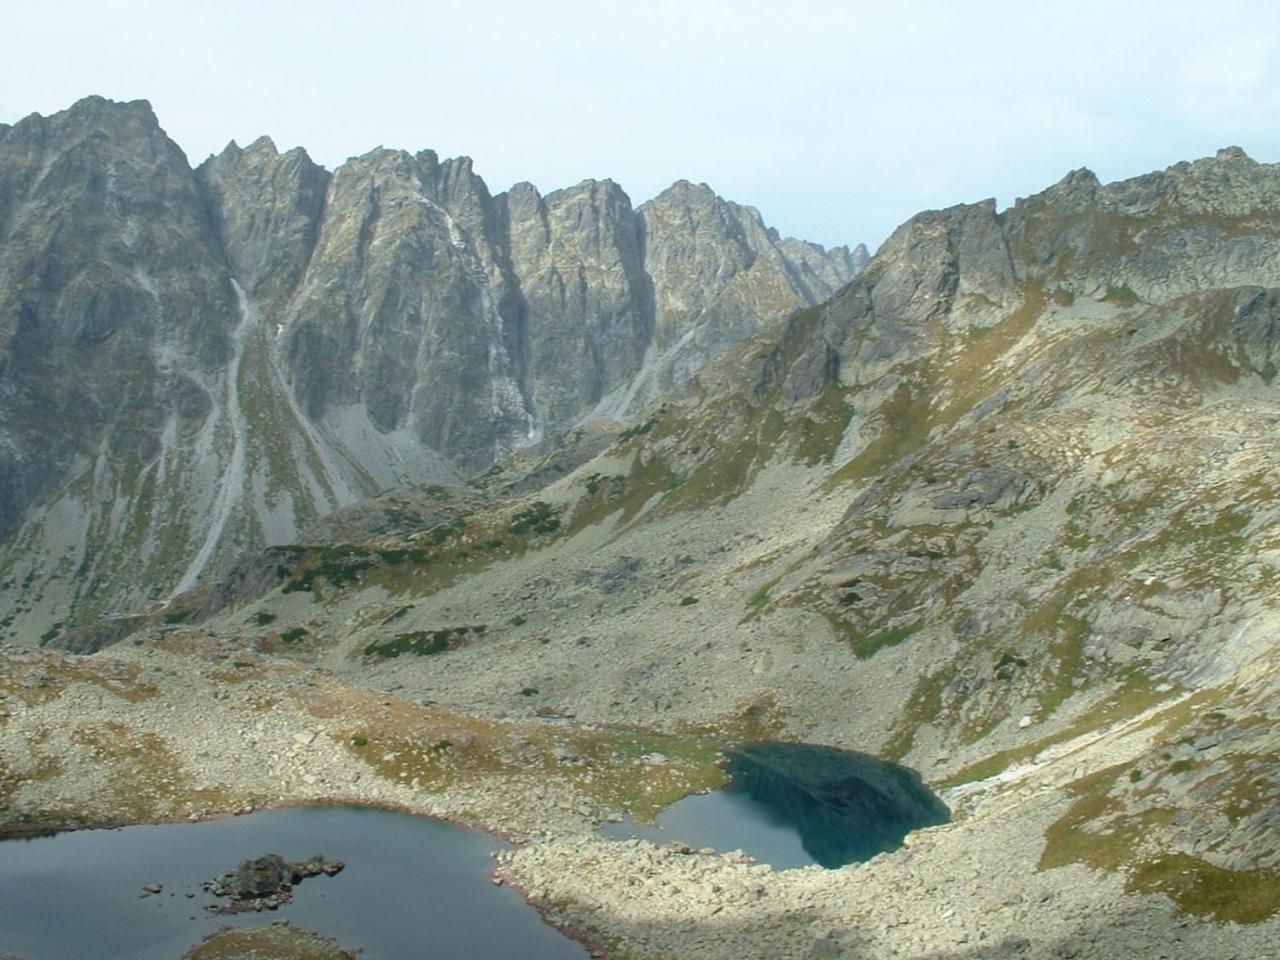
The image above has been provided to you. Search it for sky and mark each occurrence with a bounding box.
[4,0,1280,250]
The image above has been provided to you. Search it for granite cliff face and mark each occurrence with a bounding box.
[0,96,861,638]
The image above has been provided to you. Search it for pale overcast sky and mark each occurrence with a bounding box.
[4,0,1279,249]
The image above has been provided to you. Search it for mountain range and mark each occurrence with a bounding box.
[0,96,864,641]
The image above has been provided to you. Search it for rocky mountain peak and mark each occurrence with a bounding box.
[197,134,328,307]
[62,94,160,129]
[498,180,545,222]
[243,134,281,157]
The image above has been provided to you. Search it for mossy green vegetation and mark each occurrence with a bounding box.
[883,667,952,760]
[825,375,934,488]
[747,576,781,611]
[507,501,561,536]
[1128,855,1280,924]
[564,452,681,535]
[183,924,356,960]
[362,625,487,660]
[1102,284,1141,306]
[789,385,858,465]
[280,545,387,595]
[822,612,921,660]
[269,512,511,603]
[615,409,666,444]
[1037,758,1280,925]
[669,404,786,511]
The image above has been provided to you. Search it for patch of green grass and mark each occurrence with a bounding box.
[508,501,561,536]
[280,545,379,594]
[380,605,414,625]
[746,576,781,613]
[616,410,665,444]
[823,613,921,659]
[1014,568,1102,718]
[280,627,308,644]
[566,453,682,535]
[825,376,934,487]
[250,611,277,626]
[790,385,858,465]
[1129,854,1280,924]
[363,626,485,659]
[883,667,953,760]
[670,405,786,510]
[1102,285,1141,306]
[275,525,491,602]
[994,651,1029,680]
[1039,761,1153,872]
[422,517,468,547]
[182,924,356,960]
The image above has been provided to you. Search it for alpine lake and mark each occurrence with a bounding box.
[0,743,947,958]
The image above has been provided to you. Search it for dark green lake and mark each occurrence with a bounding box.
[602,742,949,869]
[0,806,587,960]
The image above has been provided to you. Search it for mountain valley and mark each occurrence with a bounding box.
[1,99,1279,960]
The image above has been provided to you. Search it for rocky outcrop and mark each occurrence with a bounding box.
[204,852,344,912]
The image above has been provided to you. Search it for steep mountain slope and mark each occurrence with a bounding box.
[27,146,1273,958]
[0,97,861,643]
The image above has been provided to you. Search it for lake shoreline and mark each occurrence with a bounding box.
[0,798,612,960]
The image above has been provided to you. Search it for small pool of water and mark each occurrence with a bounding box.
[0,806,587,960]
[602,742,949,869]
